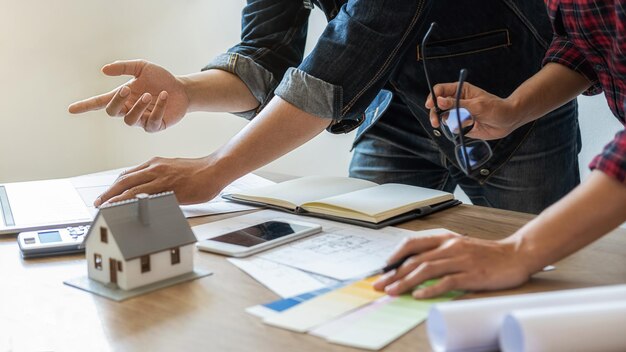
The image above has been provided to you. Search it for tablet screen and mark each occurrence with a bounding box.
[210,221,310,247]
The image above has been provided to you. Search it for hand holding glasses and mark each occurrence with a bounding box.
[422,22,493,174]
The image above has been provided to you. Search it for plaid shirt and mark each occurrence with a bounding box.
[544,0,626,183]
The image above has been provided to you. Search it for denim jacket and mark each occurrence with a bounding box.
[204,0,575,180]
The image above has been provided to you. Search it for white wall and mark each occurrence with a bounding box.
[576,94,623,180]
[0,0,353,183]
[1,1,621,188]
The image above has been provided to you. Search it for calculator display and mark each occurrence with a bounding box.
[38,231,62,243]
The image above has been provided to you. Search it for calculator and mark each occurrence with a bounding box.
[17,225,90,259]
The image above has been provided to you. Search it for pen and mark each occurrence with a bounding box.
[377,254,413,275]
[372,233,470,277]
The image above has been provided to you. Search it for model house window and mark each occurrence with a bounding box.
[100,227,108,243]
[171,247,180,265]
[117,261,123,272]
[94,254,103,270]
[141,255,151,273]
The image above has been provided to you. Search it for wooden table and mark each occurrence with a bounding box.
[1,204,625,351]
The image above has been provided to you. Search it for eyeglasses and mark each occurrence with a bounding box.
[421,22,493,175]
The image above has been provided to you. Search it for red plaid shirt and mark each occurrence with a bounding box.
[544,0,626,183]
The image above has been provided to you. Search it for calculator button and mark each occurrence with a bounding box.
[24,237,36,244]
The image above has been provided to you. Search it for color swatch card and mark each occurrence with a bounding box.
[312,291,462,350]
[246,285,341,319]
[263,276,385,332]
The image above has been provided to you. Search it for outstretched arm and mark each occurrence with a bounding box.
[93,96,330,206]
[68,60,259,132]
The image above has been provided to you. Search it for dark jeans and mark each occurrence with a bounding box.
[348,0,581,214]
[350,95,580,214]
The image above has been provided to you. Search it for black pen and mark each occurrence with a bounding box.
[371,254,413,276]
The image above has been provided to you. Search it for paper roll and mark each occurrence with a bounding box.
[426,284,626,352]
[500,301,626,352]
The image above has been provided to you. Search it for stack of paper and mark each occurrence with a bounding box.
[427,284,626,352]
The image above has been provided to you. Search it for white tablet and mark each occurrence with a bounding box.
[196,218,322,257]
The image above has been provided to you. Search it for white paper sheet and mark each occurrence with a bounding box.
[426,284,626,352]
[192,210,452,280]
[227,257,338,298]
[500,301,626,352]
[260,225,449,281]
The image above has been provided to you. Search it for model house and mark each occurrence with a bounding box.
[82,192,197,291]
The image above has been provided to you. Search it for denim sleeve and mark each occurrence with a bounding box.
[276,0,431,133]
[203,0,311,120]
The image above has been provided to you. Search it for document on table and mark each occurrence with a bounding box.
[69,167,274,217]
[193,210,454,280]
[227,257,340,298]
[259,223,451,281]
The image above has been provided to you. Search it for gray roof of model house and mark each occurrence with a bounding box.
[81,192,197,260]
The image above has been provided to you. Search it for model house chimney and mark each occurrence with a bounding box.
[136,193,150,225]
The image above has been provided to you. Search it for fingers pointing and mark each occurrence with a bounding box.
[102,59,147,77]
[68,90,116,114]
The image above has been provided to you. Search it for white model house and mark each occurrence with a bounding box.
[82,192,197,291]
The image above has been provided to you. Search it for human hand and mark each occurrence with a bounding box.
[425,82,522,140]
[372,233,531,299]
[94,156,227,207]
[68,60,189,133]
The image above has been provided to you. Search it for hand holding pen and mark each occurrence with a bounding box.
[371,232,536,299]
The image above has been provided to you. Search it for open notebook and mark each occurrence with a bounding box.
[222,176,460,228]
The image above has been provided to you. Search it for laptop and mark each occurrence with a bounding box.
[0,173,116,235]
[0,168,275,235]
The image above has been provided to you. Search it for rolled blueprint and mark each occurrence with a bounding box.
[426,284,626,352]
[500,301,626,352]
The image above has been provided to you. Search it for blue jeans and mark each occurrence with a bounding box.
[350,94,580,214]
[347,0,581,214]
